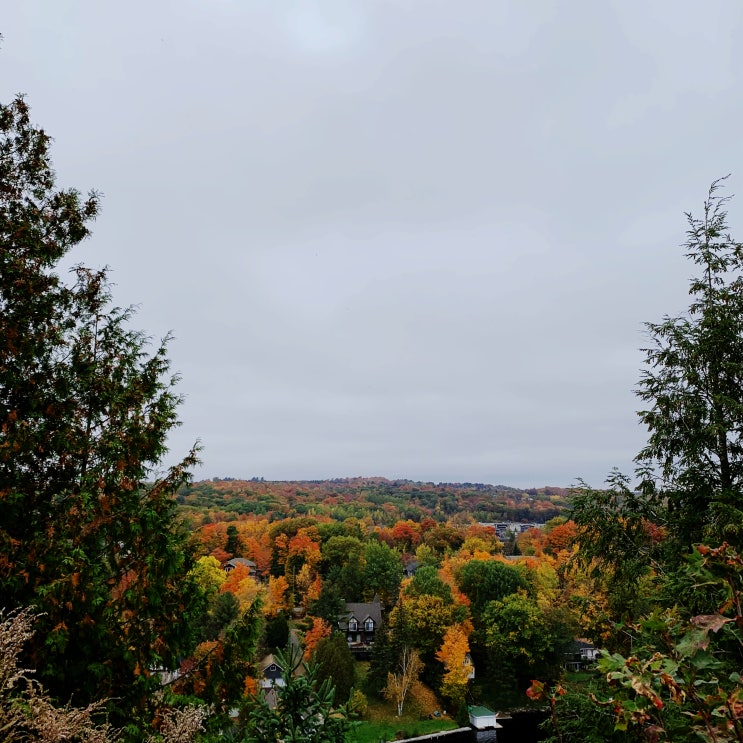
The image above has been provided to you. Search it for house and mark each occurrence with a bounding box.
[224,557,257,575]
[403,559,419,577]
[464,652,475,680]
[259,654,285,689]
[257,654,283,711]
[338,597,383,653]
[564,639,599,671]
[468,706,502,730]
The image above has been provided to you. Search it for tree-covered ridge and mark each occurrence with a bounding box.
[176,477,569,525]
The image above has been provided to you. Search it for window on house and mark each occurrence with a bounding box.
[365,618,374,632]
[348,619,357,632]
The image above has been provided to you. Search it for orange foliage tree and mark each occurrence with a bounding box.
[265,575,290,617]
[516,527,546,556]
[243,533,273,576]
[220,564,263,611]
[196,523,229,554]
[391,520,422,551]
[287,529,322,571]
[544,520,578,555]
[221,563,252,595]
[302,617,332,660]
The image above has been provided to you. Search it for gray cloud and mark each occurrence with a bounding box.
[3,1,743,488]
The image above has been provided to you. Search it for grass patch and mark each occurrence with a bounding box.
[349,716,458,743]
[349,684,457,742]
[564,669,595,684]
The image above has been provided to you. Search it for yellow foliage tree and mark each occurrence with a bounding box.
[384,645,423,717]
[233,575,264,612]
[295,563,320,609]
[392,594,464,657]
[264,575,290,617]
[436,622,474,706]
[190,555,227,595]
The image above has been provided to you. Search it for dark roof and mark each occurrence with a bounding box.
[259,653,280,673]
[340,598,383,626]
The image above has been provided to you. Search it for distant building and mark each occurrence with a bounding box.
[223,557,257,575]
[403,559,419,577]
[258,654,283,710]
[479,521,544,540]
[564,639,599,671]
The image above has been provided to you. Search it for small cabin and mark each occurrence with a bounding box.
[469,706,502,730]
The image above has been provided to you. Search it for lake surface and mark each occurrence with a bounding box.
[497,711,549,742]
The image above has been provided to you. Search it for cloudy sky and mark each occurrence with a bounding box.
[3,2,743,488]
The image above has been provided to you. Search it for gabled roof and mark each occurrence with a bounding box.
[259,653,279,673]
[574,639,596,650]
[339,598,383,627]
[224,557,256,570]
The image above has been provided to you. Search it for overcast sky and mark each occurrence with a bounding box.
[3,2,743,488]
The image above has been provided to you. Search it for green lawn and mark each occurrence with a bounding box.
[347,687,458,743]
[344,660,459,741]
[348,717,459,743]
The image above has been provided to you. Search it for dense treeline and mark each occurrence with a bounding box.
[181,500,582,730]
[177,477,568,525]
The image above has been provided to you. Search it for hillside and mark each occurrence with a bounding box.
[176,477,570,525]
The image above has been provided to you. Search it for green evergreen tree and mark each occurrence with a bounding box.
[366,597,416,697]
[544,180,743,741]
[175,597,263,724]
[314,633,356,704]
[636,177,743,552]
[242,642,353,742]
[307,581,346,626]
[0,95,201,731]
[199,591,240,642]
[264,612,290,652]
[320,535,365,602]
[226,524,242,556]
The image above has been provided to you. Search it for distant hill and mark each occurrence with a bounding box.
[176,477,570,525]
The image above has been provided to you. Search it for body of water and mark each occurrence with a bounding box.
[394,712,549,743]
